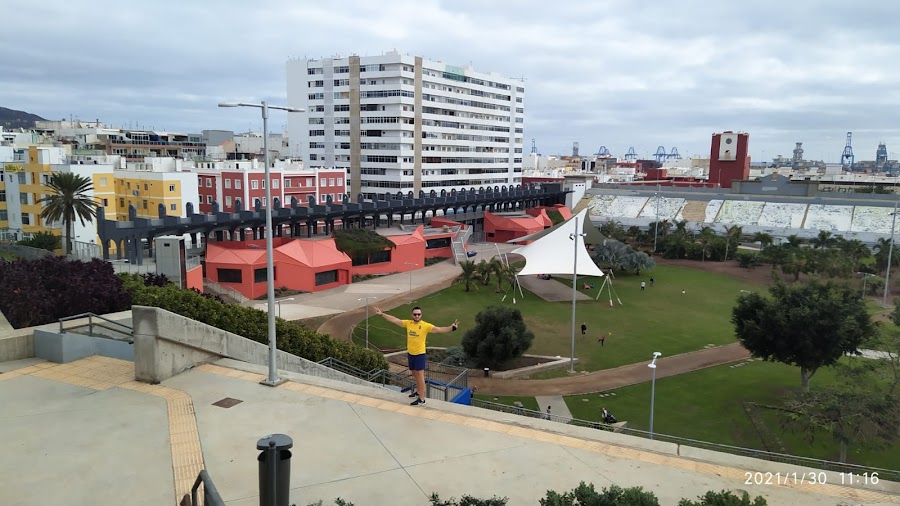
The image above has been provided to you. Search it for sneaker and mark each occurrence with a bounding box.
[410,398,426,406]
[408,391,418,398]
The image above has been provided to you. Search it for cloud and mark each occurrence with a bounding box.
[2,0,899,162]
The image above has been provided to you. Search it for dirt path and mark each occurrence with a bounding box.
[469,342,751,395]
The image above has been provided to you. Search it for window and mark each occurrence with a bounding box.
[320,194,327,202]
[0,210,6,221]
[272,179,279,189]
[17,172,26,184]
[169,185,175,192]
[253,267,270,283]
[217,268,242,283]
[337,178,343,186]
[307,178,313,186]
[19,193,28,205]
[262,197,267,206]
[320,178,326,187]
[261,179,266,189]
[251,180,258,189]
[22,213,30,225]
[205,178,212,188]
[235,199,242,210]
[284,179,291,188]
[206,195,213,204]
[119,198,125,207]
[0,190,5,202]
[426,237,451,249]
[142,200,148,209]
[351,249,391,266]
[329,178,335,186]
[102,198,108,207]
[170,204,176,211]
[225,196,232,207]
[330,193,335,202]
[99,177,108,186]
[235,179,241,190]
[315,270,338,286]
[144,183,148,191]
[126,182,131,189]
[336,193,343,201]
[224,179,231,189]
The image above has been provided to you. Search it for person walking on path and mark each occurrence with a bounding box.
[581,322,587,337]
[374,305,459,406]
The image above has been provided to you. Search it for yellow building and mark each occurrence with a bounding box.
[0,146,68,241]
[112,167,199,221]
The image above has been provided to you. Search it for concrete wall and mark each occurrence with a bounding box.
[34,329,133,363]
[0,329,34,362]
[0,243,53,260]
[131,306,375,387]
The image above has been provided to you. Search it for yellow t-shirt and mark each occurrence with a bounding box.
[403,319,435,355]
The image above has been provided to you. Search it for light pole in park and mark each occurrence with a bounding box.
[357,296,377,348]
[568,216,587,374]
[653,182,661,253]
[648,352,662,440]
[404,262,418,304]
[858,272,874,300]
[275,297,295,319]
[218,101,304,386]
[883,201,898,308]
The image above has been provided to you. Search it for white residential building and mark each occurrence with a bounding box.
[286,50,525,199]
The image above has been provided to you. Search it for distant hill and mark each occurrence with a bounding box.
[0,107,46,129]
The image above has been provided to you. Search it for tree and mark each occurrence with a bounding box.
[723,225,743,262]
[38,172,98,255]
[461,304,534,368]
[457,260,478,292]
[812,230,836,249]
[751,232,774,248]
[780,359,899,462]
[732,279,875,391]
[627,250,655,275]
[475,259,494,286]
[697,226,716,262]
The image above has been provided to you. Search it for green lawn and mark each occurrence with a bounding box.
[0,251,16,260]
[563,360,900,469]
[357,264,760,371]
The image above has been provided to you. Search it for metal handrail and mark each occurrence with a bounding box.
[471,399,900,482]
[58,312,133,339]
[190,469,225,506]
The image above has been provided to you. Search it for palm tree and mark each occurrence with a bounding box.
[723,225,743,261]
[457,260,478,292]
[697,226,716,262]
[38,172,98,255]
[751,232,774,248]
[812,230,836,249]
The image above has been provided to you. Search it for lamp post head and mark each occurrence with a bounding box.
[284,106,305,113]
[218,102,240,108]
[653,352,662,358]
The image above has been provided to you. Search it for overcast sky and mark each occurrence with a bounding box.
[3,0,899,163]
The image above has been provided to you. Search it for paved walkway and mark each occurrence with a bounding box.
[536,395,574,419]
[3,356,896,505]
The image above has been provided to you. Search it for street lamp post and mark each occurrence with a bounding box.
[884,201,898,308]
[357,296,377,348]
[275,297,295,319]
[653,182,661,253]
[648,352,661,440]
[219,101,304,386]
[568,216,587,374]
[404,262,417,304]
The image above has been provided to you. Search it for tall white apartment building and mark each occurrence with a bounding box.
[286,51,525,199]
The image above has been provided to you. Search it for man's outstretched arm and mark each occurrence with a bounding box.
[430,319,460,334]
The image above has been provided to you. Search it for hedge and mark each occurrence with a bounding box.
[120,274,388,371]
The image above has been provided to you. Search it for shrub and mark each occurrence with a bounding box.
[461,305,534,368]
[540,482,659,505]
[17,231,61,252]
[0,256,131,328]
[677,490,768,506]
[333,228,395,258]
[120,274,387,371]
[735,252,762,269]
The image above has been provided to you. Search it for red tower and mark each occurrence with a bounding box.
[709,131,750,188]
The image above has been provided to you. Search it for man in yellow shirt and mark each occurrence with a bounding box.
[374,306,459,405]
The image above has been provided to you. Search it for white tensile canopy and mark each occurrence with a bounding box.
[511,209,605,277]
